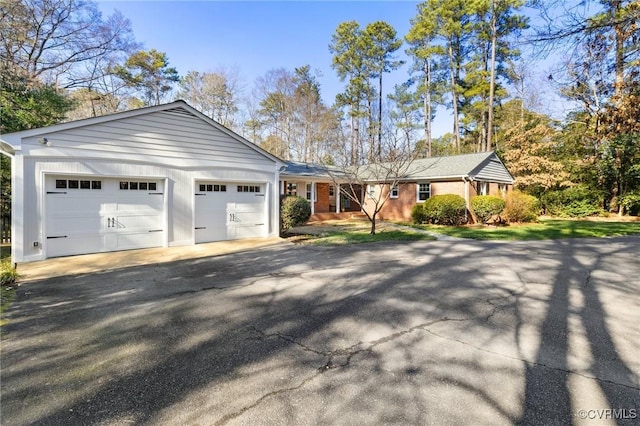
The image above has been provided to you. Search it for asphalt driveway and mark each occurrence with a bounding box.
[1,237,639,425]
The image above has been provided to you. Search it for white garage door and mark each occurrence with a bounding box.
[45,176,165,258]
[194,182,266,243]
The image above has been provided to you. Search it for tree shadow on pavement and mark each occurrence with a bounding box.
[1,237,639,425]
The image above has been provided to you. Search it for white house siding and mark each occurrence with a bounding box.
[8,103,280,263]
[20,109,274,169]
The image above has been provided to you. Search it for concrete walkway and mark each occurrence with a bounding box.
[16,237,285,282]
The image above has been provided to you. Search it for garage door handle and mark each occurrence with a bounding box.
[148,229,163,233]
[195,227,206,230]
[47,236,67,239]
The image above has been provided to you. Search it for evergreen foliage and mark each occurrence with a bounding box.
[541,186,602,218]
[421,194,468,225]
[471,195,506,223]
[280,196,311,230]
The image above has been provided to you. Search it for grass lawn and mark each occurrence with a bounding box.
[413,218,640,240]
[311,229,436,245]
[287,220,436,245]
[1,245,16,321]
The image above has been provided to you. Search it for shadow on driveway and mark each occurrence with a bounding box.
[2,237,639,425]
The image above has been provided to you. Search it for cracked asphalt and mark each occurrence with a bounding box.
[1,237,639,425]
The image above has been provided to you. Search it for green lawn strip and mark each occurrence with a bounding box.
[1,246,17,322]
[311,229,436,245]
[411,219,640,240]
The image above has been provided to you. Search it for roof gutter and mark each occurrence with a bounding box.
[0,139,16,157]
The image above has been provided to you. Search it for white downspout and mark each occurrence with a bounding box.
[463,176,470,223]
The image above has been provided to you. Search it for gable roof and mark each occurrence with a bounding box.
[282,152,514,184]
[1,100,282,164]
[402,151,513,183]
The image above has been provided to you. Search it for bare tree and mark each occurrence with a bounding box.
[178,66,243,129]
[325,142,417,235]
[0,0,137,88]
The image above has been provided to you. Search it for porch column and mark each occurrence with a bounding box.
[336,185,341,213]
[310,181,315,215]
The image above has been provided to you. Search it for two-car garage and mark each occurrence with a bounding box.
[43,176,270,258]
[3,101,282,263]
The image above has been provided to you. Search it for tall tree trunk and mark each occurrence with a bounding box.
[378,73,383,160]
[487,0,498,152]
[424,59,432,157]
[449,43,461,153]
[612,0,624,102]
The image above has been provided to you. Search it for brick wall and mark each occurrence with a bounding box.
[314,183,331,213]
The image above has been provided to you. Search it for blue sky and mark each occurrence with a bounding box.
[97,1,419,99]
[96,1,563,136]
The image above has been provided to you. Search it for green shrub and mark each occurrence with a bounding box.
[542,185,602,217]
[0,260,18,287]
[621,192,640,216]
[411,203,426,224]
[422,194,468,225]
[471,195,506,224]
[503,191,540,222]
[280,196,311,230]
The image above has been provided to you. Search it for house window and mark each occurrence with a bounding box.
[121,181,158,191]
[417,183,431,201]
[367,184,376,199]
[237,185,261,193]
[390,184,399,198]
[329,185,335,196]
[305,183,316,201]
[478,182,489,195]
[287,183,297,196]
[56,179,103,189]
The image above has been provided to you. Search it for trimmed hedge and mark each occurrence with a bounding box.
[281,196,311,230]
[471,195,506,224]
[411,203,426,224]
[541,185,602,217]
[503,191,540,222]
[422,194,468,225]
